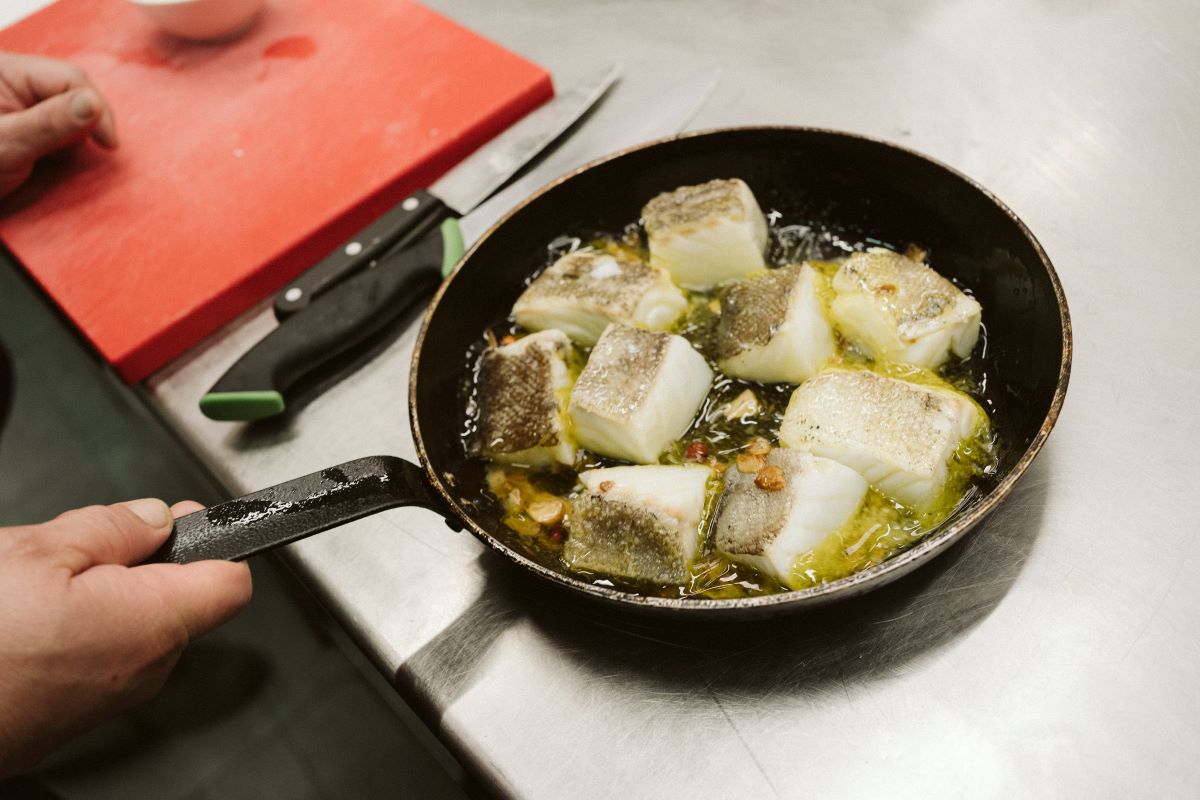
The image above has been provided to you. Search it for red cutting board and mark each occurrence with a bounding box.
[0,0,552,381]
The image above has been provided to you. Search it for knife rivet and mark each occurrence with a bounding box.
[284,288,303,302]
[402,197,420,211]
[344,241,364,256]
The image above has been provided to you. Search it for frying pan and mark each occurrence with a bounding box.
[157,127,1071,618]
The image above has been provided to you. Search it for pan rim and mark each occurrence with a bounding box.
[409,124,1073,613]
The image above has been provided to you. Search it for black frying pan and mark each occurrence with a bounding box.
[157,127,1071,618]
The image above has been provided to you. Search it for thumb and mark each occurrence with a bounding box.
[48,499,174,572]
[0,87,103,161]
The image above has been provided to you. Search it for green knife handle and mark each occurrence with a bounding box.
[439,216,465,277]
[200,221,458,421]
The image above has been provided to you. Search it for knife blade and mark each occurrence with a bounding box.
[199,68,719,422]
[459,66,721,246]
[273,64,620,320]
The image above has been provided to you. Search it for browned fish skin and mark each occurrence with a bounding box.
[837,250,967,334]
[642,178,750,232]
[565,493,688,583]
[570,325,671,422]
[476,336,566,456]
[714,450,807,557]
[783,369,967,478]
[714,265,803,360]
[516,250,660,320]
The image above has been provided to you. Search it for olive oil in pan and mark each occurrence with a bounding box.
[462,215,998,598]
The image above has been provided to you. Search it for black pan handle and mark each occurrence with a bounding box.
[151,456,458,564]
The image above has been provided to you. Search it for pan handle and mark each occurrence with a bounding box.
[151,455,455,564]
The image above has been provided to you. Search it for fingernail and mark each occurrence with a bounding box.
[70,89,97,123]
[123,498,171,529]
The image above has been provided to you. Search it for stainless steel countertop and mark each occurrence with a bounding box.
[132,0,1199,796]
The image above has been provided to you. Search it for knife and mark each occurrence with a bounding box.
[273,64,620,320]
[199,66,616,422]
[200,66,720,422]
[459,66,720,246]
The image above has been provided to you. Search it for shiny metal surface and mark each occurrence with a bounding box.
[144,0,1200,796]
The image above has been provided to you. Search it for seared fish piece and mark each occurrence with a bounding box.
[568,324,713,464]
[714,450,867,589]
[565,464,712,584]
[780,369,985,510]
[476,330,576,467]
[715,263,836,383]
[642,178,768,288]
[512,248,687,346]
[830,248,982,368]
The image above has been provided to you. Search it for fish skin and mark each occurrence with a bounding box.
[568,324,713,464]
[642,178,768,288]
[565,464,712,584]
[779,369,984,510]
[567,495,687,583]
[579,464,711,541]
[714,449,867,588]
[830,248,982,369]
[512,248,686,346]
[476,330,575,467]
[715,263,836,383]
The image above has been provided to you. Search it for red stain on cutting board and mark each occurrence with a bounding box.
[258,35,316,80]
[263,35,316,59]
[0,0,552,382]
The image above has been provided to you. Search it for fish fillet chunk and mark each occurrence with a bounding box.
[565,464,712,584]
[715,263,836,383]
[780,369,985,510]
[512,248,687,346]
[714,450,867,589]
[830,248,982,368]
[568,324,713,464]
[475,330,576,467]
[642,178,769,288]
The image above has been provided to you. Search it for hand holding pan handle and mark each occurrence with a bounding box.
[151,456,458,564]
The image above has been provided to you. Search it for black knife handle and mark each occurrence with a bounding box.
[200,224,446,421]
[150,455,456,564]
[273,189,447,320]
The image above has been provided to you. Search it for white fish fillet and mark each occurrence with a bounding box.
[830,248,982,368]
[779,369,984,510]
[714,450,867,588]
[512,248,687,346]
[475,330,575,467]
[715,263,836,383]
[568,324,713,464]
[565,464,712,584]
[642,178,768,288]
